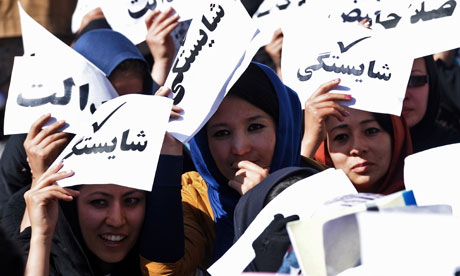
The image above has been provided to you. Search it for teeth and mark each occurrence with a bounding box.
[101,234,125,242]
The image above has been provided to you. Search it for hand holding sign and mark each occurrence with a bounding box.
[24,114,70,187]
[146,7,180,85]
[301,79,352,158]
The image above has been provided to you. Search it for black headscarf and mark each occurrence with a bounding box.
[410,55,460,153]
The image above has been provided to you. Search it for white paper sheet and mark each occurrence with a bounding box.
[163,0,259,143]
[5,6,118,135]
[282,15,413,115]
[357,211,460,275]
[100,0,197,45]
[404,143,460,215]
[53,94,172,191]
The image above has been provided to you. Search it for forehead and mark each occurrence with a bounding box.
[79,184,141,196]
[325,108,376,131]
[208,95,269,124]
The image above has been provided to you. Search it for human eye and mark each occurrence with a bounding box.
[212,129,230,138]
[333,133,348,142]
[248,123,265,132]
[365,127,380,136]
[124,197,141,207]
[89,199,108,208]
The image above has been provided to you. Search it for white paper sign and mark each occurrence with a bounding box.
[404,143,460,215]
[252,0,310,46]
[100,0,197,45]
[326,0,460,58]
[163,0,259,143]
[4,56,118,135]
[282,16,413,115]
[357,212,460,275]
[53,94,172,191]
[208,169,357,276]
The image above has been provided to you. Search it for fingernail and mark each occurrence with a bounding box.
[335,78,341,82]
[344,111,350,116]
[345,94,352,99]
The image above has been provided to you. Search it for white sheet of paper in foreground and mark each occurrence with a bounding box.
[404,143,460,215]
[208,169,357,276]
[100,0,197,45]
[53,94,172,192]
[357,212,460,275]
[164,0,259,143]
[282,14,413,115]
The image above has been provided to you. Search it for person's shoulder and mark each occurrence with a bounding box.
[181,172,214,221]
[300,156,329,171]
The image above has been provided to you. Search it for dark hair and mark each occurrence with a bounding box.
[373,112,394,139]
[109,59,148,80]
[228,63,279,125]
[108,59,150,94]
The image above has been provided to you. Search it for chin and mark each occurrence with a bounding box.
[97,252,127,264]
[350,176,376,192]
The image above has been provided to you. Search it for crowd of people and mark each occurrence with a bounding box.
[1,0,460,275]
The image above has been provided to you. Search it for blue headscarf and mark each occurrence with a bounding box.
[189,62,302,261]
[72,29,155,94]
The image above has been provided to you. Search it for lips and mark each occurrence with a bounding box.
[351,162,372,173]
[100,234,127,243]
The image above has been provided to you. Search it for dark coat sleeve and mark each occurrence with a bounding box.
[0,134,31,219]
[140,154,184,263]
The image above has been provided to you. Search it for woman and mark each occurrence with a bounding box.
[302,79,412,194]
[141,62,306,274]
[0,29,151,215]
[0,28,194,217]
[402,55,460,153]
[3,162,147,276]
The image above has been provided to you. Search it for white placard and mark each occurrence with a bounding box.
[100,0,197,45]
[282,16,413,115]
[252,0,311,46]
[327,0,460,58]
[4,56,117,135]
[53,94,172,192]
[163,0,259,143]
[357,212,460,275]
[404,143,460,215]
[208,169,357,276]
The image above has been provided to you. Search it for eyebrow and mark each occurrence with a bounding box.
[329,119,377,132]
[207,115,268,130]
[87,190,143,197]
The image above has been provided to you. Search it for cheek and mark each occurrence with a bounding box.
[328,152,348,170]
[208,140,229,166]
[78,204,104,233]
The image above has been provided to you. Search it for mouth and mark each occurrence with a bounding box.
[99,234,127,244]
[351,162,372,173]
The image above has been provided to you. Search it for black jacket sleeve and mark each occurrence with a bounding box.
[140,154,184,262]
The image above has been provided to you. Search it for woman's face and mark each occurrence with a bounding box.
[326,108,392,191]
[108,72,144,96]
[206,95,277,181]
[77,184,146,263]
[402,57,429,128]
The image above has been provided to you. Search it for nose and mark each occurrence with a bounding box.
[105,202,126,228]
[231,132,251,156]
[349,134,368,156]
